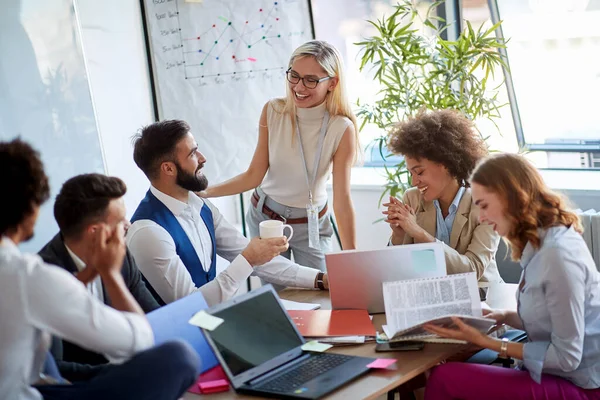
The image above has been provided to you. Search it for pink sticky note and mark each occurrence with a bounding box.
[199,378,228,390]
[367,358,397,369]
[198,378,229,394]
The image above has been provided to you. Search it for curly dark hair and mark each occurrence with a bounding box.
[133,120,190,180]
[54,173,127,239]
[387,109,488,187]
[0,139,50,236]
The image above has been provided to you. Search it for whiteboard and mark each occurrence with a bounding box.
[0,0,105,252]
[142,0,313,182]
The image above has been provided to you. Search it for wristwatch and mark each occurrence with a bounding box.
[499,338,509,358]
[316,272,325,290]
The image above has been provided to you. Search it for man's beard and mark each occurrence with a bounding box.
[175,162,208,192]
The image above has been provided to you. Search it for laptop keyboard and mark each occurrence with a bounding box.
[255,353,354,393]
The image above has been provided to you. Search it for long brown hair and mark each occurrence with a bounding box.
[470,153,582,260]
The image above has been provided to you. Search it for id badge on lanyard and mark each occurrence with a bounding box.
[306,193,320,250]
[296,112,329,250]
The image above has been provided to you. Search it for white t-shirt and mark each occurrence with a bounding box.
[260,99,351,208]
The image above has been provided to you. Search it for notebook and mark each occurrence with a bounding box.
[288,310,376,337]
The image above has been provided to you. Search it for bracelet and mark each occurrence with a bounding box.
[316,272,325,290]
[499,338,509,358]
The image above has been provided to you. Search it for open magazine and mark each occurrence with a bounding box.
[381,272,496,343]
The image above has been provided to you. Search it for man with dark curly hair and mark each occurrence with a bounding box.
[383,109,502,286]
[0,139,197,400]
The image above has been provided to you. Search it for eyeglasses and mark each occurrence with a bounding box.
[286,68,331,89]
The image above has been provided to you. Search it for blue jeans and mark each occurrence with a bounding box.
[37,341,198,400]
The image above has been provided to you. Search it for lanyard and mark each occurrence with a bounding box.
[295,111,330,205]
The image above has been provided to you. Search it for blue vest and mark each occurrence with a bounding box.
[130,190,217,305]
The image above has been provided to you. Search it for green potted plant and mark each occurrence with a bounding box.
[355,0,508,202]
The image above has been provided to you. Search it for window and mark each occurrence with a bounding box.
[489,0,600,169]
[312,0,600,172]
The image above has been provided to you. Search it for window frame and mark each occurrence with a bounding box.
[488,0,600,154]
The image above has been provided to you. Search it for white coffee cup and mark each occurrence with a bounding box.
[259,220,294,240]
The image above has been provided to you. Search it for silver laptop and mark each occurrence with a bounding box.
[326,243,447,313]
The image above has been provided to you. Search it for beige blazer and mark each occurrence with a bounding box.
[400,187,502,284]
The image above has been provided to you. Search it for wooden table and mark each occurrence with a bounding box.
[184,289,467,400]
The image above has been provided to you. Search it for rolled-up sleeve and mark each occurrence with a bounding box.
[523,247,586,383]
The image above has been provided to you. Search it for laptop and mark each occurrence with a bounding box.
[147,291,218,374]
[201,285,374,399]
[327,242,447,313]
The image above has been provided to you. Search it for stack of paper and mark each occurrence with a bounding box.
[314,336,368,346]
[381,272,495,343]
[280,299,321,311]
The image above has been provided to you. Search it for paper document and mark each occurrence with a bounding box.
[280,299,321,311]
[382,272,495,341]
[311,336,367,345]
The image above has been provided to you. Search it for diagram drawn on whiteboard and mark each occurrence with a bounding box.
[145,0,312,181]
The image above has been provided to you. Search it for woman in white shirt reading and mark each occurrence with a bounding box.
[423,153,600,400]
[201,40,359,272]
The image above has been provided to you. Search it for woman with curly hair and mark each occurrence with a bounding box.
[423,153,600,399]
[384,109,501,284]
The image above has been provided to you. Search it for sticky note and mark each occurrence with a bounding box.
[185,0,204,3]
[412,249,437,272]
[188,311,224,331]
[366,358,397,369]
[199,378,229,393]
[301,340,332,353]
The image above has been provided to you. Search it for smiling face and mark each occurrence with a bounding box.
[172,132,208,192]
[287,56,337,108]
[405,156,457,203]
[471,182,512,236]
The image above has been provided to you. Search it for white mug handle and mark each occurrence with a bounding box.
[282,224,294,241]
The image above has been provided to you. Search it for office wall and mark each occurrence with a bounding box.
[77,0,235,218]
[77,0,153,216]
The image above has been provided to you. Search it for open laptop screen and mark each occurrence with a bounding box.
[206,290,303,377]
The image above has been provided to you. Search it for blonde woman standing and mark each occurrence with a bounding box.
[201,40,359,279]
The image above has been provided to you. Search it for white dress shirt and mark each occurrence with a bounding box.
[65,245,104,303]
[0,237,154,400]
[126,186,318,306]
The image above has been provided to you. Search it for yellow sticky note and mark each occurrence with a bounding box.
[185,0,203,3]
[188,311,224,331]
[301,340,332,353]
